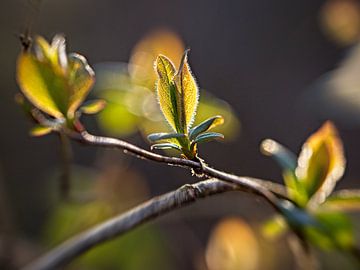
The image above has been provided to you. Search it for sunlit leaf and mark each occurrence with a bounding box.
[321,189,360,211]
[67,53,95,118]
[205,218,259,270]
[150,143,181,151]
[80,99,107,114]
[295,121,345,207]
[155,55,179,131]
[147,132,185,142]
[174,50,199,131]
[16,35,95,120]
[17,52,67,118]
[193,132,224,144]
[189,115,224,140]
[29,125,53,137]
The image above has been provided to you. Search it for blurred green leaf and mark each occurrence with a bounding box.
[189,115,224,141]
[80,99,107,115]
[29,125,53,137]
[305,211,354,251]
[261,215,287,240]
[321,190,360,211]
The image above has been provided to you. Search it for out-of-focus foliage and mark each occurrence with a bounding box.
[205,218,259,270]
[43,162,174,270]
[261,122,359,256]
[16,35,105,134]
[320,0,360,46]
[94,30,240,144]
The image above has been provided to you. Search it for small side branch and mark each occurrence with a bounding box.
[23,178,244,270]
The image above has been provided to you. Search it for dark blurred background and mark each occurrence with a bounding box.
[1,0,360,269]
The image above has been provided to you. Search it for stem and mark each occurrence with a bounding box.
[22,178,271,270]
[58,132,72,199]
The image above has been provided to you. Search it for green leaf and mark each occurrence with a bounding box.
[321,190,360,211]
[305,211,354,251]
[261,215,287,240]
[29,125,53,137]
[66,53,95,118]
[174,50,199,132]
[80,99,107,114]
[193,132,224,144]
[260,139,297,173]
[154,51,199,133]
[150,143,181,151]
[17,52,68,118]
[296,121,345,207]
[147,133,185,142]
[189,115,224,140]
[155,55,179,132]
[16,35,95,120]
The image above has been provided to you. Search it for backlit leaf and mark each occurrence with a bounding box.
[155,55,179,131]
[295,121,345,207]
[67,53,95,118]
[16,35,95,120]
[174,50,199,131]
[189,115,224,140]
[17,52,67,118]
[261,215,287,240]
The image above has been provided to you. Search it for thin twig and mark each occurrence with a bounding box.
[73,130,287,201]
[22,178,275,270]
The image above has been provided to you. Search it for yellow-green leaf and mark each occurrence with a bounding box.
[295,121,345,207]
[16,35,95,120]
[155,55,179,131]
[320,190,360,211]
[174,50,199,132]
[17,52,68,118]
[29,125,53,137]
[67,53,95,118]
[80,99,106,115]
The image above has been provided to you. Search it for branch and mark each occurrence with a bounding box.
[73,130,287,201]
[22,178,274,270]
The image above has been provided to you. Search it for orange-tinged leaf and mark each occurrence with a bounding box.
[295,121,345,207]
